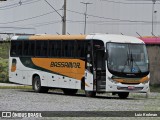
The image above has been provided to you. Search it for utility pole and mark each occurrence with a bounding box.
[81,2,92,34]
[152,0,156,35]
[62,0,66,35]
[44,0,66,35]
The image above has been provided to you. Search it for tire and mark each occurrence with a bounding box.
[118,92,129,99]
[85,91,96,97]
[32,76,49,93]
[62,89,78,95]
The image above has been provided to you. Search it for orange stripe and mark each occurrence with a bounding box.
[113,76,149,84]
[29,35,87,40]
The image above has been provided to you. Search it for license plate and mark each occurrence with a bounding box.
[128,86,135,90]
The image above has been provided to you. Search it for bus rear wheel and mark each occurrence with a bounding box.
[62,89,78,95]
[32,76,49,93]
[118,92,129,99]
[85,91,96,97]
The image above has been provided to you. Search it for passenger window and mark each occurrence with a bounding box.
[23,41,35,56]
[35,40,48,57]
[11,41,23,56]
[49,40,62,57]
[75,41,86,58]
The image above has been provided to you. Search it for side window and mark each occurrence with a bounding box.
[23,41,29,56]
[68,41,74,58]
[10,41,22,56]
[35,40,48,57]
[29,41,35,56]
[62,40,75,58]
[56,41,62,57]
[62,41,69,57]
[49,40,61,57]
[82,41,87,58]
[49,41,56,57]
[49,41,54,57]
[75,41,86,58]
[23,41,35,56]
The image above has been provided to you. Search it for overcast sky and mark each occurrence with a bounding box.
[0,0,160,37]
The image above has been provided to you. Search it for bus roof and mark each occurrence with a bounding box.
[12,34,86,40]
[87,34,144,44]
[11,34,144,44]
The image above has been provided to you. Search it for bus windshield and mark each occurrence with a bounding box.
[107,42,149,77]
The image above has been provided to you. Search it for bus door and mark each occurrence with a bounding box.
[93,40,106,92]
[85,41,94,91]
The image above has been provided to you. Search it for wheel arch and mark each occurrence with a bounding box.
[32,73,40,85]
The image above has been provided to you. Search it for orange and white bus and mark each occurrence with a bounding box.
[9,34,150,98]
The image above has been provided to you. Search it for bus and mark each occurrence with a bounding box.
[9,34,150,99]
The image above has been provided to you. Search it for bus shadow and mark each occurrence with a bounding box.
[19,89,141,100]
[48,91,137,100]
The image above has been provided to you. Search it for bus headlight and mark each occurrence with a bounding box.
[142,80,149,84]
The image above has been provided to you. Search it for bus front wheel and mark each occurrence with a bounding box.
[118,92,129,99]
[32,76,49,93]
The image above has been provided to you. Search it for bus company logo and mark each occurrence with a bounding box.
[1,112,42,118]
[50,62,81,68]
[2,112,11,118]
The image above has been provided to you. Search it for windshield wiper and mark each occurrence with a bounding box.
[130,51,142,73]
[121,47,141,73]
[121,47,130,73]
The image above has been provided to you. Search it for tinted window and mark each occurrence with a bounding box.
[23,41,35,56]
[49,40,61,57]
[10,41,23,56]
[75,41,87,58]
[68,41,75,57]
[35,40,48,57]
[62,41,75,57]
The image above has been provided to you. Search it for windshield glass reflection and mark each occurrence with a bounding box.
[107,43,149,74]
